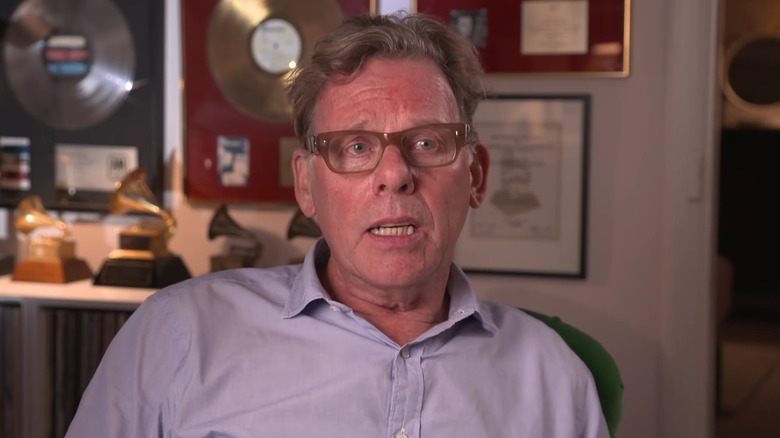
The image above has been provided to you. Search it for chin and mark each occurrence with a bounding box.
[361,262,436,287]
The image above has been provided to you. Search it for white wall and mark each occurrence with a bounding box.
[475,0,668,435]
[0,0,720,437]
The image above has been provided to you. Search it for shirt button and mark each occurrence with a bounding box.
[395,429,408,438]
[401,346,411,359]
[330,305,340,312]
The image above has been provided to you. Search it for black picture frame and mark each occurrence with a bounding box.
[455,94,590,278]
[0,0,165,212]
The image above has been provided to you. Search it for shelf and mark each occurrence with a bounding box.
[0,276,155,309]
[0,275,152,437]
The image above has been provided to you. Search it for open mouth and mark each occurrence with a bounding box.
[369,224,415,236]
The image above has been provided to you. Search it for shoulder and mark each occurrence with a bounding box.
[476,301,590,374]
[138,265,302,325]
[477,300,564,343]
[154,265,299,300]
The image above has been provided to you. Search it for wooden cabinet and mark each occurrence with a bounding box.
[1,303,21,438]
[0,277,154,437]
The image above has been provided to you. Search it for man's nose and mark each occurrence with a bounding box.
[373,144,414,194]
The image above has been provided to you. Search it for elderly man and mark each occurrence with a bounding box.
[66,13,608,438]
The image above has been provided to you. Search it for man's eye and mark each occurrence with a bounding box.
[415,139,437,151]
[331,136,371,155]
[409,135,445,152]
[347,142,369,154]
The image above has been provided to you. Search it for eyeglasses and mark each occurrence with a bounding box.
[305,123,471,174]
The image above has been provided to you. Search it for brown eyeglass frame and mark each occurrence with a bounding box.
[304,123,472,174]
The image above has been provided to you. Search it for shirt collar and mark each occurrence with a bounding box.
[283,239,332,317]
[283,239,497,334]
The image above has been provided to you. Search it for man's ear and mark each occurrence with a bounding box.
[292,149,316,217]
[469,143,490,208]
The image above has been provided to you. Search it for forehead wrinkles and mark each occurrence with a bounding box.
[312,59,460,132]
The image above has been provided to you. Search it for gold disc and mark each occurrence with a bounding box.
[2,0,136,131]
[206,0,344,122]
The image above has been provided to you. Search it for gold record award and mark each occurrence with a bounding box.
[94,169,191,288]
[12,195,92,283]
[206,0,343,122]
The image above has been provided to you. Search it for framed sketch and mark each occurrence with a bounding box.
[415,0,630,77]
[455,95,590,277]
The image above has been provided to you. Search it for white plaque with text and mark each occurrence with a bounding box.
[55,144,139,192]
[521,0,589,55]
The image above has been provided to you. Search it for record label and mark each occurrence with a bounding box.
[43,34,92,78]
[250,18,303,75]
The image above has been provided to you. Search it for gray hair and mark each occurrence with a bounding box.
[286,13,486,141]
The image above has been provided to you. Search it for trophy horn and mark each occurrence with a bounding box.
[287,209,322,240]
[12,195,93,283]
[15,195,69,237]
[207,204,262,271]
[95,168,191,288]
[111,169,176,236]
[208,204,259,242]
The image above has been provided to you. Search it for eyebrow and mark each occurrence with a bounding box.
[342,121,455,133]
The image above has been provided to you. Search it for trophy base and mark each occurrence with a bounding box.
[93,255,192,289]
[12,258,93,283]
[0,253,14,275]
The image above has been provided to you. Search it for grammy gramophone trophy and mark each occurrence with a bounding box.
[287,208,322,240]
[12,195,93,283]
[94,169,191,288]
[286,208,322,264]
[207,204,262,272]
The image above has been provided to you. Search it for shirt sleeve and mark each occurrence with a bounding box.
[64,292,186,438]
[579,369,612,438]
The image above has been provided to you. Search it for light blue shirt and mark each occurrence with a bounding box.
[66,240,609,437]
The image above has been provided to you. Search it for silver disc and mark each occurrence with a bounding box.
[3,0,136,131]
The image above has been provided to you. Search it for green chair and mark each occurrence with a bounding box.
[521,308,624,438]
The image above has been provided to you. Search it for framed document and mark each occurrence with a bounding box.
[415,0,630,76]
[455,95,590,277]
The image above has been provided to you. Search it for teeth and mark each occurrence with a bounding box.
[370,225,415,236]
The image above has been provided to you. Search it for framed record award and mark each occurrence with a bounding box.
[0,0,166,211]
[182,0,375,205]
[416,0,630,77]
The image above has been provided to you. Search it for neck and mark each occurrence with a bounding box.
[319,267,450,345]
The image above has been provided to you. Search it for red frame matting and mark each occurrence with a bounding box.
[416,0,628,76]
[182,0,374,204]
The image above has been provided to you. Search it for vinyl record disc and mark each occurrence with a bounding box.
[206,0,343,122]
[2,0,136,131]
